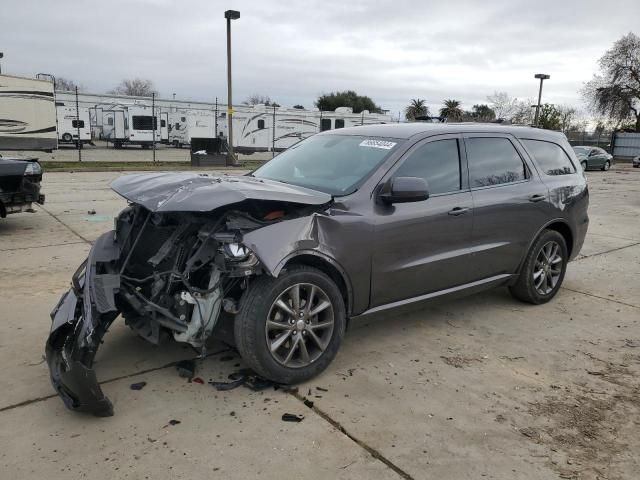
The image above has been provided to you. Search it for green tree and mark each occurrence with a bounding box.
[471,104,496,121]
[404,98,429,121]
[315,90,382,113]
[439,99,463,121]
[537,104,562,130]
[582,32,640,132]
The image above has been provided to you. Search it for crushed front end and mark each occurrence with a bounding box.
[45,202,297,416]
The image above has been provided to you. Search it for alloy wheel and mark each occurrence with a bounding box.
[265,283,334,368]
[533,241,563,295]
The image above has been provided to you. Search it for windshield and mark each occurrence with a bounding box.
[573,146,590,155]
[252,134,403,196]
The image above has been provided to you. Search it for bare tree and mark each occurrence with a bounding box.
[582,32,640,131]
[109,78,157,97]
[487,91,518,120]
[510,99,535,125]
[55,77,83,92]
[243,94,279,106]
[557,105,577,133]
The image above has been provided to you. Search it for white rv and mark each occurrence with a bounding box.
[101,105,161,148]
[169,111,217,148]
[55,103,91,146]
[0,74,57,151]
[160,111,169,144]
[230,105,392,154]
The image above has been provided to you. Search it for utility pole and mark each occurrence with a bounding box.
[224,10,240,166]
[152,92,156,162]
[75,86,82,161]
[214,97,218,137]
[533,73,550,127]
[272,104,276,158]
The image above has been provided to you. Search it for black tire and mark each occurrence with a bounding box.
[509,229,568,305]
[62,133,72,143]
[581,161,588,171]
[234,265,346,384]
[602,160,610,171]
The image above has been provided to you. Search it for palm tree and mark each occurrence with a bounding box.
[439,99,463,121]
[405,98,429,121]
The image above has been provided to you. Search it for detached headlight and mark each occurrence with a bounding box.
[24,162,42,175]
[223,242,251,260]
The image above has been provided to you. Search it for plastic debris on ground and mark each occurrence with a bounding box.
[281,413,304,422]
[175,359,196,379]
[129,381,147,391]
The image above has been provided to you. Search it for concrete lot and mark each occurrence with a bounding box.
[0,166,638,480]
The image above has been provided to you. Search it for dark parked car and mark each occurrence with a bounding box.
[47,124,589,416]
[632,155,639,168]
[572,146,613,171]
[0,155,45,217]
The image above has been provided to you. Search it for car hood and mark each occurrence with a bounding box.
[111,172,332,212]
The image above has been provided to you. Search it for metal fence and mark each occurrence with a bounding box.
[565,130,614,151]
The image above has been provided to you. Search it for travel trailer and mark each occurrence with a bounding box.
[230,105,392,154]
[160,111,169,144]
[101,105,161,148]
[55,103,91,146]
[0,74,57,151]
[169,111,217,148]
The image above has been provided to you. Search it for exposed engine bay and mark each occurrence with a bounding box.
[46,173,333,416]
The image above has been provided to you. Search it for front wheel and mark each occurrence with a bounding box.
[62,133,72,143]
[602,160,611,171]
[509,229,568,304]
[234,265,346,384]
[581,161,587,171]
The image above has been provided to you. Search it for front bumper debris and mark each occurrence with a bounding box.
[45,232,120,416]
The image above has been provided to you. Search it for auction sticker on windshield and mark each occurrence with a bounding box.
[359,139,397,150]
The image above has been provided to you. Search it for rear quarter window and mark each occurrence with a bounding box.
[522,139,576,176]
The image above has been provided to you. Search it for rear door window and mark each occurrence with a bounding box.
[522,139,576,175]
[394,139,461,194]
[466,137,527,187]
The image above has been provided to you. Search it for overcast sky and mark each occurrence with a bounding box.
[2,0,639,117]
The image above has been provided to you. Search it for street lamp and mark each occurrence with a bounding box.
[224,9,240,166]
[533,73,550,127]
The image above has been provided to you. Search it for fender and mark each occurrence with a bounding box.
[275,249,354,315]
[514,218,574,276]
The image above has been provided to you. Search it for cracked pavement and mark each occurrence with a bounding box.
[0,166,638,479]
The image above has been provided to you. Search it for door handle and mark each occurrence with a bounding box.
[529,194,546,203]
[448,206,470,216]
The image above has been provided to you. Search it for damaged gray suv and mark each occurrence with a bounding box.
[47,123,589,416]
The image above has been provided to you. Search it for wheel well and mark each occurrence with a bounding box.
[284,254,350,314]
[545,222,573,258]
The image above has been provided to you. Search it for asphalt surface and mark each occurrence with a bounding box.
[0,165,638,479]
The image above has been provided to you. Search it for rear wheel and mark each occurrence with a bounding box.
[234,265,346,384]
[602,160,611,171]
[509,229,568,304]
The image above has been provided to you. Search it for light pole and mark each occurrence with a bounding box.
[224,9,240,166]
[533,73,550,127]
[0,52,3,74]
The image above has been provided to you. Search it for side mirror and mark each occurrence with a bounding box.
[380,176,429,204]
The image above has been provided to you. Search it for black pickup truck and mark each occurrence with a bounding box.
[0,155,45,217]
